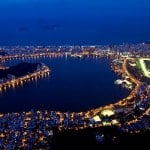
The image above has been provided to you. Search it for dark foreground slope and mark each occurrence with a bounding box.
[51,126,150,150]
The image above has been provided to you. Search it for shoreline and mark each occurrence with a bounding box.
[0,50,149,148]
[0,55,140,122]
[0,50,149,131]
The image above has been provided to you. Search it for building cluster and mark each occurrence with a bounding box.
[0,109,99,149]
[121,84,150,132]
[0,110,53,149]
[0,43,150,61]
[121,106,150,133]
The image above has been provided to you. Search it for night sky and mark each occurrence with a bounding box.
[0,0,149,17]
[0,0,150,45]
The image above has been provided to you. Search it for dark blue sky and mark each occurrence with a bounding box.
[0,0,150,45]
[0,0,150,18]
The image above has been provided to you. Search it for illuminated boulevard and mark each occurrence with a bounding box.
[0,66,50,92]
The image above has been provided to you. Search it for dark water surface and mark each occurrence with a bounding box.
[0,57,130,113]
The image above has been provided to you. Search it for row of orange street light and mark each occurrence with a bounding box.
[0,67,50,92]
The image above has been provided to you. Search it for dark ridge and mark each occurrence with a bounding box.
[51,126,150,150]
[0,62,39,78]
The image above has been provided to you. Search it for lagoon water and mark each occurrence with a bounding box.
[0,57,129,113]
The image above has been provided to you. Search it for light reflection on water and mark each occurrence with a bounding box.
[0,56,130,113]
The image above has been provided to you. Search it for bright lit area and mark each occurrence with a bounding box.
[139,58,150,78]
[101,109,115,117]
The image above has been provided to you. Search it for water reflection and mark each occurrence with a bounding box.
[0,56,130,113]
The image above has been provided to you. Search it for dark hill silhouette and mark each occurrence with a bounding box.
[0,62,39,78]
